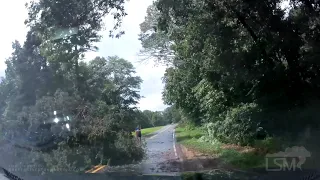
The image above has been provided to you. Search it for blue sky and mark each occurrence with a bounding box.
[0,0,168,111]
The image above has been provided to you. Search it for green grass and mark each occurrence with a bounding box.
[141,126,164,136]
[175,125,265,169]
[176,124,320,171]
[132,126,164,136]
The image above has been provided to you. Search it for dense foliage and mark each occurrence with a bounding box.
[140,0,320,145]
[0,0,152,175]
[137,106,181,128]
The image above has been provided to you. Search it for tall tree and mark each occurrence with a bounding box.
[138,2,175,65]
[140,0,320,144]
[25,0,127,91]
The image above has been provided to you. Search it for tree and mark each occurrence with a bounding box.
[134,110,153,129]
[141,110,170,127]
[1,52,144,174]
[0,0,152,175]
[151,111,165,126]
[163,105,182,123]
[138,2,175,65]
[25,0,127,91]
[140,0,320,144]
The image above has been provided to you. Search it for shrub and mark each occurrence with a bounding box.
[205,103,262,145]
[113,131,145,164]
[253,137,284,153]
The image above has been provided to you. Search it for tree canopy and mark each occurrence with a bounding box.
[139,0,320,145]
[0,0,150,175]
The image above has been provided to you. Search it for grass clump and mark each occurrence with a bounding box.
[131,126,164,137]
[175,124,270,169]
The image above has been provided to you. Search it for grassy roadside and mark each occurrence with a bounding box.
[175,125,266,169]
[132,126,164,137]
[176,124,320,171]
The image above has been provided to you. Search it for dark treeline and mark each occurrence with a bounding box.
[138,105,182,128]
[139,0,320,145]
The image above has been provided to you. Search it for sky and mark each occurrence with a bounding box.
[0,0,168,111]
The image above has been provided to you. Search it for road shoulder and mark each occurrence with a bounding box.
[174,125,264,172]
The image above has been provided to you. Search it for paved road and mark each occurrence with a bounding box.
[141,124,180,174]
[101,124,181,175]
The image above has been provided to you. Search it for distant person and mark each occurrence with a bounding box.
[135,126,142,144]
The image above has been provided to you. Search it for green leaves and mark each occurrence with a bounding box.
[140,0,320,144]
[24,0,128,93]
[206,103,261,145]
[193,79,227,123]
[162,105,182,123]
[0,0,152,174]
[1,27,144,173]
[138,2,178,65]
[88,56,142,107]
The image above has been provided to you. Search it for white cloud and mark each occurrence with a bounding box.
[0,0,29,77]
[0,0,168,111]
[85,0,168,111]
[139,93,168,111]
[134,61,168,111]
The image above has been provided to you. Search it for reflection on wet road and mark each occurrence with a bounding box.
[141,124,180,175]
[102,124,181,175]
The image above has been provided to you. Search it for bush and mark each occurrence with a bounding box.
[113,132,145,165]
[253,137,284,153]
[0,89,146,175]
[42,142,91,174]
[193,79,228,123]
[206,103,262,145]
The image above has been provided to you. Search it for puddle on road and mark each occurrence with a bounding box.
[104,157,248,177]
[158,160,181,173]
[149,141,164,144]
[104,159,182,175]
[105,153,226,174]
[104,163,142,174]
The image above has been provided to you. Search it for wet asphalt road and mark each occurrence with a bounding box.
[141,124,180,174]
[101,124,181,175]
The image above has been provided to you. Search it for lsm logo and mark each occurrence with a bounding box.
[265,146,311,171]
